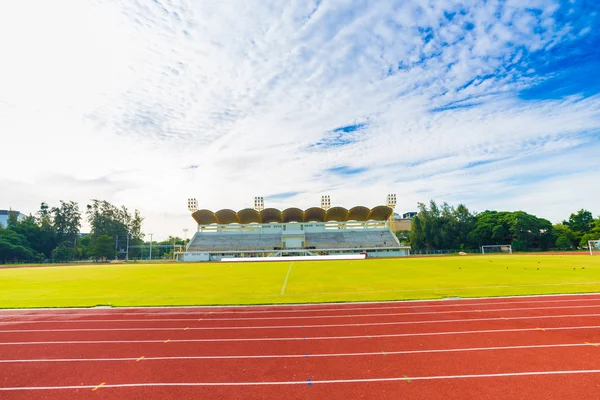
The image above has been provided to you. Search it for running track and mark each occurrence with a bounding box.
[1,294,600,399]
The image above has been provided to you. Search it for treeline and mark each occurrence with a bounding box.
[405,201,600,251]
[0,200,144,263]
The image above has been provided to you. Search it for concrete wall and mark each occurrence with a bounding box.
[390,219,412,232]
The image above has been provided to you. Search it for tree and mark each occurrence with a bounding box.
[51,246,76,263]
[79,235,92,259]
[468,210,552,250]
[409,201,475,250]
[0,228,40,263]
[565,209,594,246]
[52,201,81,248]
[86,200,144,242]
[580,233,598,249]
[395,230,410,245]
[566,209,594,234]
[556,235,572,250]
[36,203,58,258]
[553,223,576,248]
[90,235,115,261]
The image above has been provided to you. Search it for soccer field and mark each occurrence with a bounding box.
[1,255,599,308]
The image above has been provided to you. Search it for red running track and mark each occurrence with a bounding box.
[1,294,600,399]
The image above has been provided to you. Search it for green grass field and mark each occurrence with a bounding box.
[1,255,599,308]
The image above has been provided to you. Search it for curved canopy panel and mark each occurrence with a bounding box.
[367,205,393,221]
[304,207,326,222]
[215,209,240,225]
[238,208,261,224]
[192,209,218,225]
[192,205,394,225]
[282,208,304,223]
[325,207,349,222]
[347,206,370,221]
[261,208,283,224]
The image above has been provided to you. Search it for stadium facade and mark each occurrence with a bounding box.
[179,195,411,262]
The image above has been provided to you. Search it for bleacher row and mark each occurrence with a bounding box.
[187,230,399,251]
[304,230,398,249]
[187,234,280,251]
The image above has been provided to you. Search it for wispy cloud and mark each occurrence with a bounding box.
[0,0,599,238]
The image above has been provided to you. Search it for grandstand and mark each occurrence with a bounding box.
[179,195,411,261]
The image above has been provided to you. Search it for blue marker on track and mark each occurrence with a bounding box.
[307,378,312,386]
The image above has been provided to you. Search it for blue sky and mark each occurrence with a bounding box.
[0,0,599,238]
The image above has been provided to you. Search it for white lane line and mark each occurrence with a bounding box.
[3,303,600,324]
[0,342,595,363]
[1,325,599,345]
[280,263,293,296]
[2,312,600,333]
[2,293,600,317]
[2,369,600,390]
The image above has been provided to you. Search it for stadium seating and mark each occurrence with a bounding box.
[187,233,281,251]
[187,229,399,252]
[305,230,398,249]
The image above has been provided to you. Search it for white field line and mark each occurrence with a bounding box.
[2,369,600,390]
[2,312,600,333]
[3,282,600,302]
[3,303,600,325]
[2,292,600,316]
[0,342,596,363]
[1,324,599,345]
[280,263,293,296]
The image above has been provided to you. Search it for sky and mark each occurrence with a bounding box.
[1,0,599,240]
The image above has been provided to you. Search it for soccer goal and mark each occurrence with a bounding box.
[589,240,600,256]
[481,245,512,255]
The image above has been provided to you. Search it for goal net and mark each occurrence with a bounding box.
[589,240,600,256]
[481,245,513,255]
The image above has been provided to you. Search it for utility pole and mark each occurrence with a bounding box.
[126,235,130,262]
[149,233,153,261]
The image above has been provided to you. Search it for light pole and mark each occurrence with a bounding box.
[183,228,188,250]
[149,233,153,261]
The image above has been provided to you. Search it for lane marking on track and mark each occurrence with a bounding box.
[3,312,600,333]
[537,328,545,331]
[3,370,600,391]
[2,325,600,346]
[0,342,593,363]
[5,304,600,325]
[403,375,411,383]
[3,294,600,318]
[91,382,105,391]
[280,263,293,296]
[184,327,188,331]
[164,339,170,343]
[585,342,599,347]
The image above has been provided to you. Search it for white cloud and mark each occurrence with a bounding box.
[0,0,599,239]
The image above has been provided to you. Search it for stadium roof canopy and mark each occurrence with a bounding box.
[192,206,394,225]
